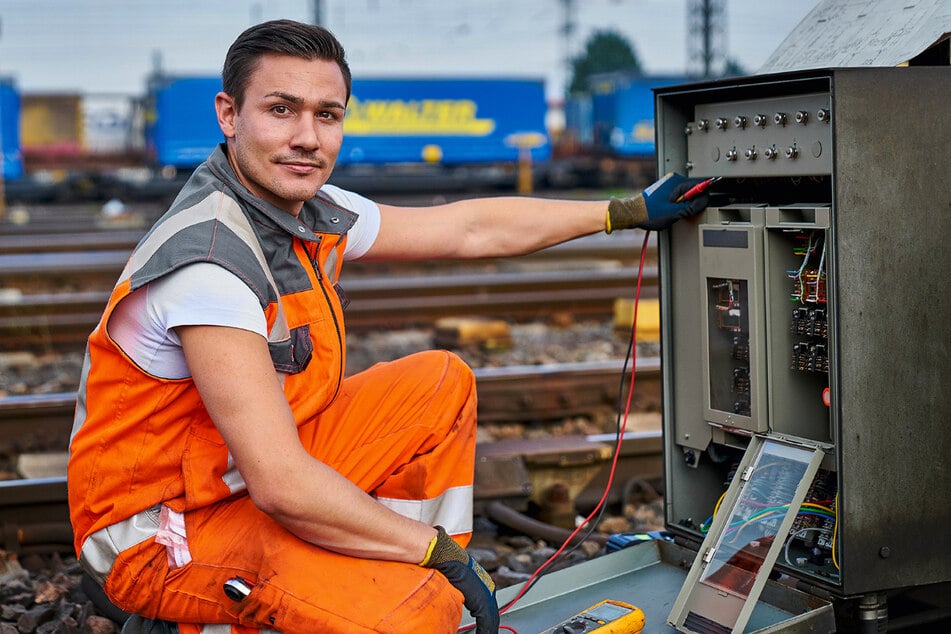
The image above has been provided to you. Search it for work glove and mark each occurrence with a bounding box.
[606,172,709,232]
[420,526,499,633]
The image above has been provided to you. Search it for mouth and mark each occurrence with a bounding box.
[276,156,326,174]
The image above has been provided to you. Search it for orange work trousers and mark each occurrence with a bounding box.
[104,350,478,634]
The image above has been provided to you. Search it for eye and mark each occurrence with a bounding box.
[318,110,341,121]
[271,104,292,115]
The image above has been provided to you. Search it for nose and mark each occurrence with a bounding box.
[289,116,320,152]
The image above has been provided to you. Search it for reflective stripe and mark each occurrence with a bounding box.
[324,244,339,281]
[125,194,290,345]
[69,347,94,447]
[80,505,162,584]
[376,485,473,535]
[222,453,247,496]
[197,626,278,634]
[213,199,289,345]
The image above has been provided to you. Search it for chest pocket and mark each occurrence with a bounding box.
[268,325,314,374]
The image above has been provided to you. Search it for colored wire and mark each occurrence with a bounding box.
[713,490,727,518]
[782,527,839,577]
[788,232,818,302]
[831,492,840,570]
[491,230,653,624]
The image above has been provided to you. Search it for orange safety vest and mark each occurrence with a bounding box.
[68,146,476,632]
[69,144,356,550]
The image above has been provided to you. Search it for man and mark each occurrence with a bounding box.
[68,20,707,634]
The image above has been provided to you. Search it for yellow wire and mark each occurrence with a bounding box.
[831,492,840,570]
[801,502,835,514]
[712,490,727,518]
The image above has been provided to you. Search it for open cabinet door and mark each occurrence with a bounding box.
[668,436,827,633]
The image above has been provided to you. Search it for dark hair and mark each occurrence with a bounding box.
[222,19,352,109]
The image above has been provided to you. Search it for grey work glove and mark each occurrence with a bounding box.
[420,526,499,633]
[606,172,709,232]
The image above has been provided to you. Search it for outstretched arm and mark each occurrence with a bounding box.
[364,196,607,261]
[360,173,708,261]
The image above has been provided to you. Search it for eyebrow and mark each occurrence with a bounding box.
[265,91,346,110]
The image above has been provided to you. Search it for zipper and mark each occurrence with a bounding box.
[303,236,344,402]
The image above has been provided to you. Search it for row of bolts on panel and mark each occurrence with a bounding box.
[686,108,831,161]
[687,109,831,161]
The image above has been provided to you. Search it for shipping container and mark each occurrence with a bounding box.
[20,93,84,166]
[147,77,223,168]
[82,94,140,155]
[146,76,550,169]
[562,94,593,148]
[587,74,687,157]
[1,78,22,180]
[339,78,550,165]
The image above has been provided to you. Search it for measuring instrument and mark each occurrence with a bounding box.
[539,599,645,633]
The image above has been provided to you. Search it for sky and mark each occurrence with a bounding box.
[0,0,822,100]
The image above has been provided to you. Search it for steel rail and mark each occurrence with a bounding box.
[0,228,652,260]
[0,359,663,554]
[0,357,660,436]
[1,266,657,351]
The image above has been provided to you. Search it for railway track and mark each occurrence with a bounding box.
[1,204,662,559]
[1,231,656,352]
[0,358,662,554]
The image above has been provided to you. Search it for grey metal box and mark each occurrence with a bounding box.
[654,67,950,627]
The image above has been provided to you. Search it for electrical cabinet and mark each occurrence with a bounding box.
[463,67,950,634]
[657,68,951,632]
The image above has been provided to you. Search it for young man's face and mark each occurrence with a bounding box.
[215,54,347,216]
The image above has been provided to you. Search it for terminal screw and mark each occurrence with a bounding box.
[745,146,757,160]
[763,145,778,160]
[697,118,710,131]
[817,108,831,123]
[774,112,788,126]
[795,110,809,124]
[725,146,738,161]
[753,114,768,127]
[785,144,799,159]
[734,115,748,129]
[715,117,729,130]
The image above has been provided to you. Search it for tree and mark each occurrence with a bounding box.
[722,58,749,78]
[568,30,642,95]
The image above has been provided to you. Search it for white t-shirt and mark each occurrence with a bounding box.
[109,185,380,379]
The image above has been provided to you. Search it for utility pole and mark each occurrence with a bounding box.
[313,0,324,26]
[560,0,577,95]
[687,0,726,79]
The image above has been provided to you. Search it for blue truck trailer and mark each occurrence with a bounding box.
[339,78,550,166]
[555,74,686,188]
[146,76,551,171]
[1,78,23,181]
[587,74,687,157]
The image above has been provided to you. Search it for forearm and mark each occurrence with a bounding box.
[259,456,436,564]
[369,196,609,261]
[445,196,608,258]
[179,325,437,564]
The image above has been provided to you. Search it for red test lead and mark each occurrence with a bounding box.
[676,176,721,203]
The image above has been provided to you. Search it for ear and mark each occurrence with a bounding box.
[215,92,238,138]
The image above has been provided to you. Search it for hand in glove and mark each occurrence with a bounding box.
[606,172,710,232]
[420,526,499,633]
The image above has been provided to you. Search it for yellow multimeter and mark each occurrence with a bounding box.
[539,599,646,633]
